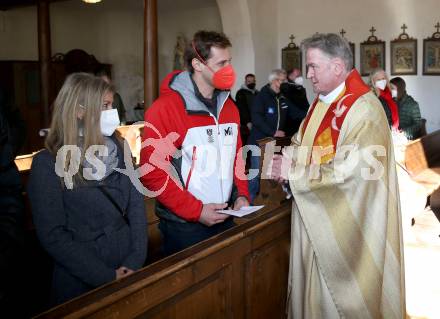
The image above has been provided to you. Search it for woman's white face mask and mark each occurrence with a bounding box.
[294,76,304,86]
[391,89,398,98]
[100,109,120,136]
[375,79,387,91]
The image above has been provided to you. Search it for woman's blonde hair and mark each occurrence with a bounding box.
[368,68,390,96]
[45,72,114,181]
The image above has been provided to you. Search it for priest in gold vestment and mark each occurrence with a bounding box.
[271,33,405,319]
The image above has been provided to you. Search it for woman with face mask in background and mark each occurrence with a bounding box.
[390,77,422,140]
[369,68,399,130]
[27,73,147,305]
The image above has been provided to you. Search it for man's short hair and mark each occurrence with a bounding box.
[245,73,255,79]
[301,33,353,71]
[184,30,232,73]
[268,69,287,83]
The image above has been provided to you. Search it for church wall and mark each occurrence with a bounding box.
[2,0,439,130]
[0,7,38,60]
[244,0,279,94]
[276,0,440,133]
[0,0,222,121]
[217,0,255,95]
[157,5,223,85]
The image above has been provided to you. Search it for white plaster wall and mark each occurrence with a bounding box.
[0,6,38,60]
[217,0,255,95]
[277,0,440,132]
[246,0,279,92]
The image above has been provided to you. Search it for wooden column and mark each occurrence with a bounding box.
[143,0,158,109]
[37,0,51,127]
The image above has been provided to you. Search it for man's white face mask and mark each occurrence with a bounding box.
[100,109,120,136]
[294,76,304,86]
[391,89,398,98]
[375,79,387,91]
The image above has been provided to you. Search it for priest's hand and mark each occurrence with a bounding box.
[199,203,228,226]
[233,196,249,210]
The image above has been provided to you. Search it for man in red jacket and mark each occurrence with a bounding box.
[140,30,250,255]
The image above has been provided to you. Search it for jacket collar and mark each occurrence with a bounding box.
[169,71,230,116]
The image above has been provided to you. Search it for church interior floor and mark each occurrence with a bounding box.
[404,207,440,319]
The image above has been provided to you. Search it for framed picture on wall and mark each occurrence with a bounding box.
[391,27,417,75]
[360,28,385,76]
[423,25,440,75]
[281,35,302,73]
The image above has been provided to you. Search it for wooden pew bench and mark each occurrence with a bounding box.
[35,203,291,319]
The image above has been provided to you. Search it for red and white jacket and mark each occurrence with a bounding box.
[140,71,249,223]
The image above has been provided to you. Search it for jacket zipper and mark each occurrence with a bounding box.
[276,97,281,130]
[209,91,229,203]
[185,146,197,189]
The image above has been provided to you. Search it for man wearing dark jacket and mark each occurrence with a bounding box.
[282,68,309,110]
[235,73,258,143]
[280,68,310,135]
[248,69,306,202]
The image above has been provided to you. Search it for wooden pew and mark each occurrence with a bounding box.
[404,129,440,222]
[35,203,291,319]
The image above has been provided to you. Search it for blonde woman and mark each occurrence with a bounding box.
[28,73,147,305]
[369,68,399,130]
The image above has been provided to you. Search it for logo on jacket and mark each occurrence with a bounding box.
[224,126,233,136]
[206,128,214,143]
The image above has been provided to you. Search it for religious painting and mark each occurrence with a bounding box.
[360,42,385,76]
[360,27,385,76]
[391,30,417,75]
[282,35,302,72]
[423,27,440,75]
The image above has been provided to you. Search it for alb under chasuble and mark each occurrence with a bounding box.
[287,70,405,319]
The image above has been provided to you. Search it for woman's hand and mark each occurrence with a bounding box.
[116,266,134,280]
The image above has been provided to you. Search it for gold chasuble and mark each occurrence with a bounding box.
[287,70,405,319]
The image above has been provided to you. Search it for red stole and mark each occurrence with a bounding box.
[301,70,371,163]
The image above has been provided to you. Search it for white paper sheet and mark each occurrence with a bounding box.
[217,205,264,217]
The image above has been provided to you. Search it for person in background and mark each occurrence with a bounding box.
[235,73,258,145]
[247,69,306,203]
[140,30,250,256]
[390,76,422,140]
[280,68,309,135]
[96,69,126,124]
[28,73,147,305]
[281,68,309,111]
[369,68,399,130]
